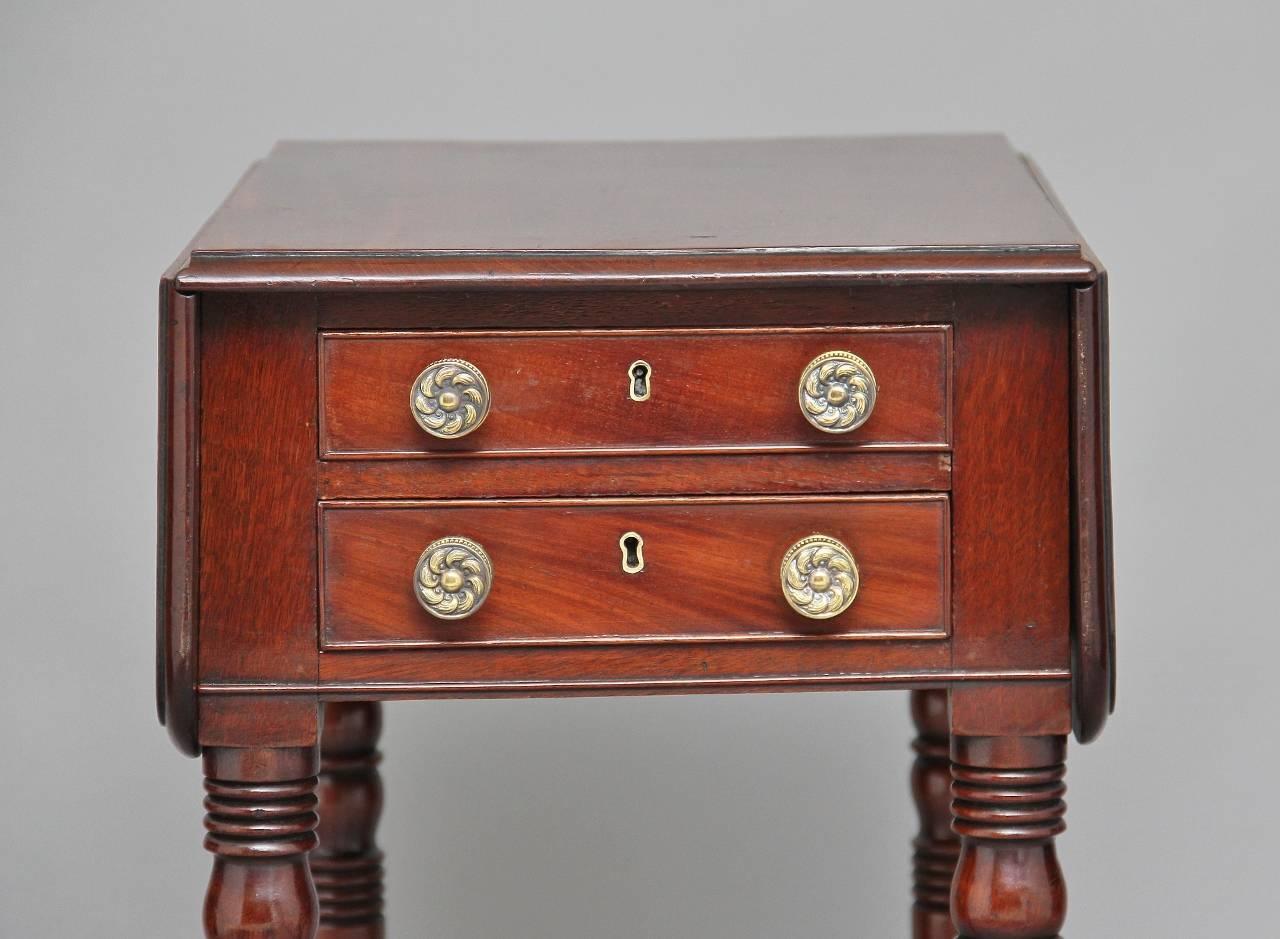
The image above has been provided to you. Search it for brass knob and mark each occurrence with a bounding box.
[799,351,877,433]
[410,358,490,438]
[414,537,493,619]
[780,535,859,619]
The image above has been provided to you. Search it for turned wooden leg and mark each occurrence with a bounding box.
[203,746,320,939]
[911,690,959,939]
[950,735,1067,939]
[313,703,385,938]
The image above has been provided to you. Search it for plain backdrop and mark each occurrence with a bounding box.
[2,2,1277,935]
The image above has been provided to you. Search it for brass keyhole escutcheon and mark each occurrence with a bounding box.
[619,532,645,574]
[628,360,652,401]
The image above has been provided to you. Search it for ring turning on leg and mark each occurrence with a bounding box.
[950,735,1068,939]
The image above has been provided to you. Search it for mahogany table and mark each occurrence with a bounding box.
[157,135,1114,938]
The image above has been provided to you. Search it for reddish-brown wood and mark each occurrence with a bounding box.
[197,294,319,688]
[157,276,200,755]
[158,136,1114,935]
[203,746,320,939]
[321,495,949,648]
[320,326,950,457]
[317,284,957,331]
[319,450,952,500]
[314,703,385,939]
[302,647,1060,698]
[1022,157,1115,742]
[185,137,1081,256]
[911,690,958,939]
[950,735,1068,939]
[199,697,321,750]
[950,684,1072,739]
[1070,276,1116,742]
[179,247,1097,293]
[950,288,1071,672]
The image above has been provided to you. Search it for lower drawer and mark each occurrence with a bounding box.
[320,495,949,648]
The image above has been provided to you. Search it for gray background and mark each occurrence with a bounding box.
[2,1,1275,935]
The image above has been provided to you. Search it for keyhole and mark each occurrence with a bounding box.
[619,532,645,574]
[628,360,652,401]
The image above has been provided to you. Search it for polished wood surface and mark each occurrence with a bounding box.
[197,294,319,689]
[157,136,1114,937]
[319,450,952,500]
[320,326,951,457]
[951,287,1070,673]
[950,735,1068,939]
[156,276,199,755]
[314,703,385,938]
[911,690,959,939]
[203,746,320,939]
[1069,276,1116,742]
[187,136,1081,255]
[320,495,949,647]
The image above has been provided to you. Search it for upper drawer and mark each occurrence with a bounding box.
[319,326,950,458]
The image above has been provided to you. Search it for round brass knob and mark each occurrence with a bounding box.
[780,534,859,619]
[410,358,490,438]
[798,351,877,433]
[414,537,493,619]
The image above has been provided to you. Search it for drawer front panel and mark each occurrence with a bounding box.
[320,326,950,458]
[321,495,949,648]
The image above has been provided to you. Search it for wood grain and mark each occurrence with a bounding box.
[951,287,1071,672]
[203,745,320,939]
[320,326,950,458]
[320,495,949,648]
[197,294,320,686]
[911,690,958,939]
[303,647,1065,698]
[319,451,951,500]
[950,735,1068,938]
[155,137,1115,938]
[314,703,385,938]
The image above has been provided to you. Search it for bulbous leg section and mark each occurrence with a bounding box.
[313,703,385,939]
[950,736,1067,939]
[203,746,320,939]
[911,690,959,939]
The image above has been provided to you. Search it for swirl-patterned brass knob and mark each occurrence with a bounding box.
[799,351,877,433]
[410,358,491,438]
[780,534,859,619]
[414,537,493,620]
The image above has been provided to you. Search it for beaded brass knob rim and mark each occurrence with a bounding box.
[410,358,491,438]
[798,351,877,433]
[780,534,859,619]
[414,536,493,620]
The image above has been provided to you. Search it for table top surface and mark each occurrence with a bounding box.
[188,135,1083,257]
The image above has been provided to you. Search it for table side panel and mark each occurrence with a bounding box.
[951,286,1072,671]
[197,294,320,686]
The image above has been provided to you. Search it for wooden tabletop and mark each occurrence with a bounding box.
[176,135,1094,289]
[167,134,1100,290]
